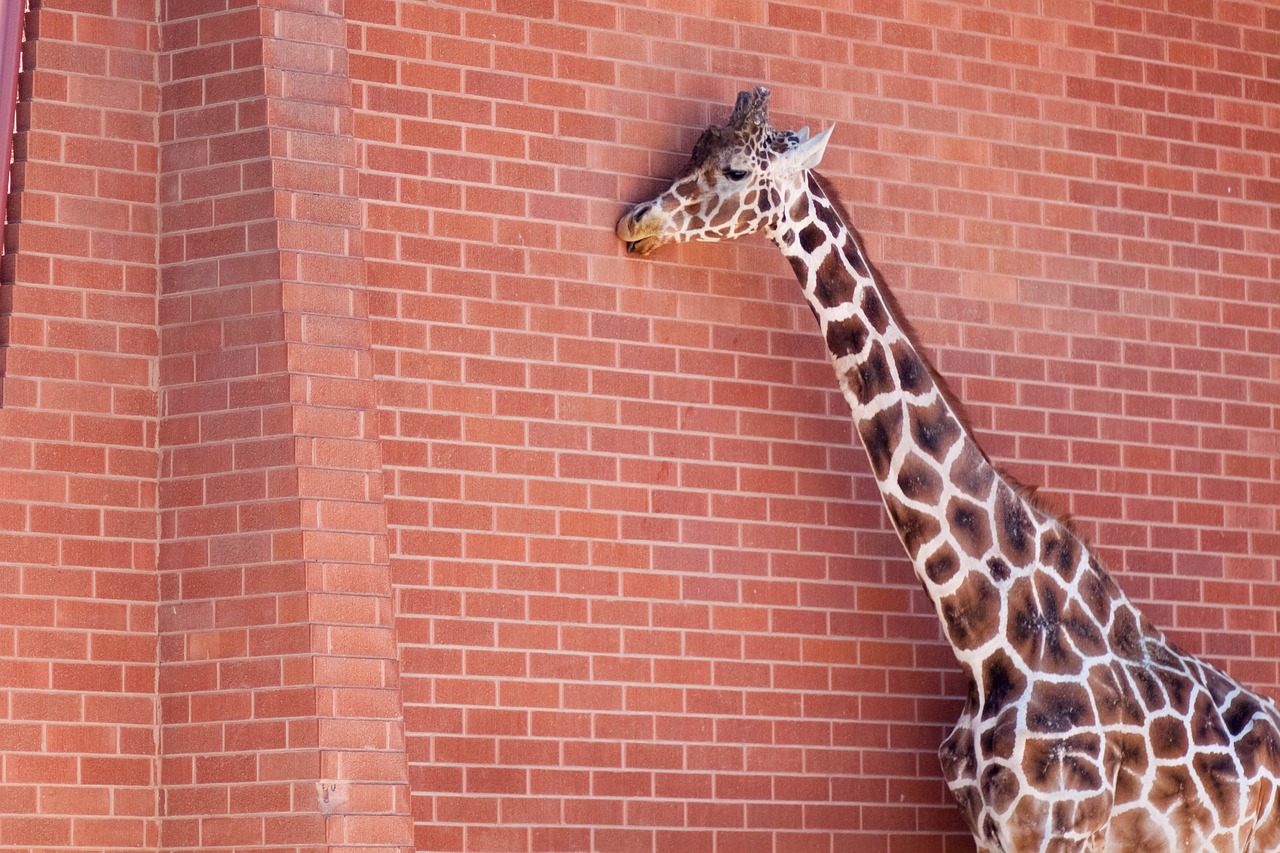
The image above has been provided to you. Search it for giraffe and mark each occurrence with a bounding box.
[616,87,1280,852]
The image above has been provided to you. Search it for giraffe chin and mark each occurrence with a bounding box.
[625,236,663,255]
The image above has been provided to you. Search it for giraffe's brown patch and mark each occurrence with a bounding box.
[813,254,857,309]
[1202,665,1237,708]
[1026,680,1095,733]
[1193,751,1240,826]
[994,484,1036,568]
[946,495,992,559]
[854,341,895,407]
[860,285,890,335]
[798,222,823,254]
[1109,606,1143,661]
[939,571,1000,651]
[938,703,976,785]
[949,439,995,500]
[815,199,844,239]
[890,340,931,397]
[896,451,942,504]
[1062,598,1108,658]
[824,316,868,359]
[1102,808,1168,853]
[1021,732,1102,792]
[910,397,963,463]
[709,201,736,228]
[979,762,1019,814]
[1159,665,1193,716]
[790,192,810,221]
[1077,560,1119,625]
[856,401,901,481]
[1107,729,1151,805]
[690,126,730,166]
[1189,690,1230,749]
[1150,714,1190,759]
[1003,796,1062,851]
[1093,661,1145,727]
[1149,764,1213,839]
[788,255,813,290]
[840,237,869,279]
[1050,793,1111,843]
[1235,716,1280,778]
[1039,525,1084,585]
[1250,782,1280,853]
[1126,663,1166,712]
[1147,636,1188,672]
[923,543,960,585]
[986,556,1010,582]
[1222,692,1265,738]
[980,705,1019,761]
[1007,574,1083,676]
[980,649,1026,720]
[945,780,983,838]
[981,815,1002,845]
[884,493,941,561]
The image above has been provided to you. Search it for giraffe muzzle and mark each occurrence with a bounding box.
[616,203,665,256]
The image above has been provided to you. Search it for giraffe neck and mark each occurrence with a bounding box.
[767,172,1082,667]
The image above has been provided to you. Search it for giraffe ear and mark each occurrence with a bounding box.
[777,124,834,174]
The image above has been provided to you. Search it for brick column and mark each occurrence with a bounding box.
[157,2,410,850]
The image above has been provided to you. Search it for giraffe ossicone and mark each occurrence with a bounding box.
[618,86,1280,853]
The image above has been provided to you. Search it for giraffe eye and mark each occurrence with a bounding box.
[724,168,750,182]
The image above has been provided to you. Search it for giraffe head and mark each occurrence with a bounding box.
[617,87,835,255]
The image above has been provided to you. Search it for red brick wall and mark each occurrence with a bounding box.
[2,1,1279,851]
[0,0,160,849]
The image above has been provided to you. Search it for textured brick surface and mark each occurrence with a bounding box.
[0,1,160,849]
[1,1,1278,851]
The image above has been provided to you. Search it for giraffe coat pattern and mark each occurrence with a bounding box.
[618,87,1280,853]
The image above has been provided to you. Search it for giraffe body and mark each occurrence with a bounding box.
[617,88,1280,852]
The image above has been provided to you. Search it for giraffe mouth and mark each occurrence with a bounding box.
[625,236,662,255]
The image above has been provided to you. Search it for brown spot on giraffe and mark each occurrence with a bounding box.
[946,495,993,558]
[980,648,1026,720]
[1107,729,1151,804]
[923,543,960,585]
[890,340,932,397]
[884,492,940,561]
[1026,680,1094,734]
[940,570,1000,651]
[859,285,890,335]
[853,340,895,407]
[1021,731,1103,792]
[949,438,996,500]
[909,396,962,463]
[824,315,868,359]
[994,484,1036,567]
[896,451,942,504]
[1007,574,1083,676]
[856,401,901,481]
